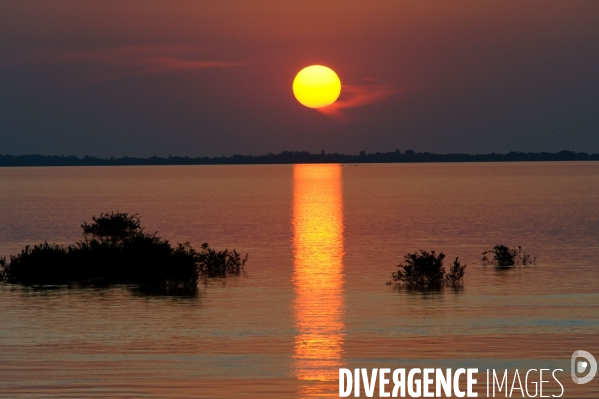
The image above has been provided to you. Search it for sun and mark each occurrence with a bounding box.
[293,65,341,109]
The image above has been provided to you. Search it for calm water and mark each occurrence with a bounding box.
[0,162,598,398]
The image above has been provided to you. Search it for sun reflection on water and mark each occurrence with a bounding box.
[292,164,345,395]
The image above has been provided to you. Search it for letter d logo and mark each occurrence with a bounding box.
[571,350,597,384]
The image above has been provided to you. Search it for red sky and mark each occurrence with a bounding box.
[1,1,598,157]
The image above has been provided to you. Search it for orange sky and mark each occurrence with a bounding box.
[1,1,598,156]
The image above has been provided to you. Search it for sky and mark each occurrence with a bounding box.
[1,0,598,157]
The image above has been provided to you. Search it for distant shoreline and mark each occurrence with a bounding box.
[1,150,598,167]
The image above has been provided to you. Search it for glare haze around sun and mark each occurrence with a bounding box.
[293,65,341,109]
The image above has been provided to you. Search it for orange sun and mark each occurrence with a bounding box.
[293,65,341,109]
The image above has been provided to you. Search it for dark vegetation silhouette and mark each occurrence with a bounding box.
[391,250,465,288]
[0,212,247,293]
[81,212,142,238]
[1,150,598,167]
[482,244,536,267]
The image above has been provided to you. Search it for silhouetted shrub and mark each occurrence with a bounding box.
[81,211,141,239]
[0,212,248,293]
[482,244,536,267]
[197,243,248,278]
[445,257,467,285]
[0,243,70,285]
[391,250,465,287]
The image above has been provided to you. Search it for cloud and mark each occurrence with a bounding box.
[1,45,244,83]
[317,83,404,119]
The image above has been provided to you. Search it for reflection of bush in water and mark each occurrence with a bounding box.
[0,212,247,293]
[482,244,536,267]
[390,250,465,288]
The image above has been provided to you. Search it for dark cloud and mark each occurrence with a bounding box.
[317,84,405,119]
[2,46,244,84]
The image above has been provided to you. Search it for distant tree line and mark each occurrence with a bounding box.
[1,150,598,167]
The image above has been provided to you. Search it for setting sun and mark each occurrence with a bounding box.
[293,65,341,109]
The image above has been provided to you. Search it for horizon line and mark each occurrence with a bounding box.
[1,150,598,167]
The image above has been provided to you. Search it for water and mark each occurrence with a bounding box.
[0,162,598,398]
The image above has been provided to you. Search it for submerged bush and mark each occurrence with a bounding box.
[482,244,536,267]
[391,250,466,287]
[0,212,247,292]
[81,211,142,239]
[197,243,248,278]
[0,243,70,285]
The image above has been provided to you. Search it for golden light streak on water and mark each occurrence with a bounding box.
[292,164,345,395]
